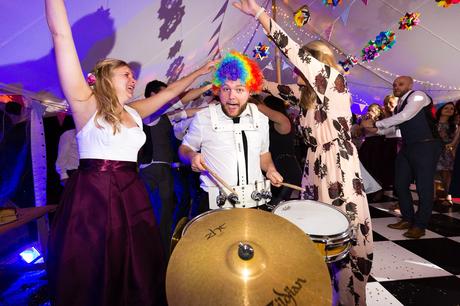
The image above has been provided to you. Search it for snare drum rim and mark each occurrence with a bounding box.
[272,199,353,244]
[181,207,234,237]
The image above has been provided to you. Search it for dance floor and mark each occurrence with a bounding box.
[366,191,460,306]
[1,191,459,305]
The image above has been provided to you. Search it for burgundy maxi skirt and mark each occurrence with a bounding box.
[47,159,166,306]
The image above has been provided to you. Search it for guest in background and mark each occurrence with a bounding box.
[435,102,458,205]
[381,95,401,192]
[359,103,385,201]
[376,76,441,239]
[251,95,302,207]
[55,128,79,186]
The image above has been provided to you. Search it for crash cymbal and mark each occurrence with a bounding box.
[166,208,332,306]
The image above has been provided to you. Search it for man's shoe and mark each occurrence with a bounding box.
[403,227,426,239]
[387,220,411,230]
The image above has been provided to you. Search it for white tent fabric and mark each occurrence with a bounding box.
[1,0,459,114]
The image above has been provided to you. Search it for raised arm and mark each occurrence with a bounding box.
[249,97,291,135]
[180,83,213,104]
[233,1,331,98]
[130,61,216,118]
[45,0,95,122]
[262,79,301,106]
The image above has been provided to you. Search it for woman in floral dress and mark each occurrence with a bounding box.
[234,1,373,305]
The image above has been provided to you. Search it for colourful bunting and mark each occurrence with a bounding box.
[374,31,396,51]
[361,41,380,62]
[252,43,270,60]
[294,5,311,27]
[339,55,359,72]
[323,0,342,7]
[436,0,460,7]
[398,12,421,30]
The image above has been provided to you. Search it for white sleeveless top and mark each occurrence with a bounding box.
[76,105,146,162]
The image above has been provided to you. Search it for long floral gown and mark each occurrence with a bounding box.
[263,19,373,306]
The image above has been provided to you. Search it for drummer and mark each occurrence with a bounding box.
[179,51,283,217]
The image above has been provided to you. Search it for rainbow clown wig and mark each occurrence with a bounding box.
[212,51,264,94]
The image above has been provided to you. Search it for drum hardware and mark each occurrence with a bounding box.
[260,180,272,200]
[250,191,262,201]
[250,180,262,202]
[216,190,227,207]
[203,162,240,207]
[238,242,254,260]
[260,189,272,200]
[227,193,240,206]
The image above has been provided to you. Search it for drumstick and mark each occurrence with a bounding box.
[280,182,305,192]
[202,163,235,194]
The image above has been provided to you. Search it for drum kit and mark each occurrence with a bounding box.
[167,200,355,306]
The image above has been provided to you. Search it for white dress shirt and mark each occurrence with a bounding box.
[376,90,430,130]
[55,129,79,180]
[182,104,270,191]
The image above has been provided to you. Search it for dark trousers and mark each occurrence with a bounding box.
[172,166,200,222]
[140,163,175,258]
[395,140,441,228]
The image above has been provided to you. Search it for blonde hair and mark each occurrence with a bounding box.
[366,103,382,119]
[383,95,397,106]
[91,58,130,134]
[298,40,343,110]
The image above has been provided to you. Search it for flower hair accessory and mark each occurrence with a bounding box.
[86,73,97,86]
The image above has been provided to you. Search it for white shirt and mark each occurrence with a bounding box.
[55,129,79,180]
[376,90,430,130]
[182,104,270,191]
[77,105,146,162]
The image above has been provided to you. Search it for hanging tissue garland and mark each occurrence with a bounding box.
[374,31,396,51]
[361,42,380,62]
[252,42,270,60]
[398,12,421,30]
[323,0,342,7]
[339,55,359,72]
[436,0,460,7]
[294,5,311,27]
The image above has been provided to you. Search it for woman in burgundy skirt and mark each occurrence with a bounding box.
[44,1,215,305]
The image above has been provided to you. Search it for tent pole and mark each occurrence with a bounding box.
[272,0,282,84]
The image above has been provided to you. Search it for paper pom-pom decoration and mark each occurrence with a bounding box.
[361,42,380,62]
[252,42,270,60]
[323,0,342,7]
[436,0,460,7]
[339,55,359,72]
[399,12,421,30]
[294,5,311,27]
[374,31,396,52]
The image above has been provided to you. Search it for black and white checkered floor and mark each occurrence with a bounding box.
[365,191,460,306]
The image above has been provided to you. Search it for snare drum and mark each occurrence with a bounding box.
[272,200,353,263]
